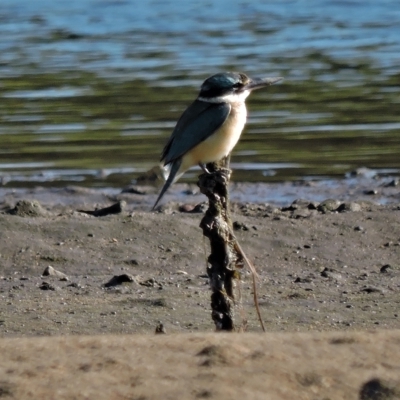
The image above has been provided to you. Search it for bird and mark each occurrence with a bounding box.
[152,72,282,210]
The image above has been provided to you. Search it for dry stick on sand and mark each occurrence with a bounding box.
[198,155,265,332]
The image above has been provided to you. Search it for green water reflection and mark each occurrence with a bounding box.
[1,66,399,187]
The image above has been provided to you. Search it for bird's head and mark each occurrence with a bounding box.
[198,72,282,103]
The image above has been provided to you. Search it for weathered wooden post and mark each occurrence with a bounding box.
[198,155,244,331]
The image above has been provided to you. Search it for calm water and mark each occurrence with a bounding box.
[0,0,400,188]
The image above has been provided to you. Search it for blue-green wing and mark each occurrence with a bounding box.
[161,100,231,165]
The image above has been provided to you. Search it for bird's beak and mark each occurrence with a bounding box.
[244,77,283,91]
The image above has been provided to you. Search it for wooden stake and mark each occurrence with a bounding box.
[198,155,265,332]
[198,155,240,331]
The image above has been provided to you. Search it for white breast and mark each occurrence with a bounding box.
[180,101,247,172]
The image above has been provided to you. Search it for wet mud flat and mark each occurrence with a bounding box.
[0,182,399,399]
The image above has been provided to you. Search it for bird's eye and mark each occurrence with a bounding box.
[239,73,250,85]
[233,82,242,88]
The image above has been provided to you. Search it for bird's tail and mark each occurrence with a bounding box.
[152,158,182,210]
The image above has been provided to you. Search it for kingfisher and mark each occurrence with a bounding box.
[152,72,282,209]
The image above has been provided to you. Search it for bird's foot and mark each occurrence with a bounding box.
[199,163,211,174]
[199,163,231,179]
[215,167,231,184]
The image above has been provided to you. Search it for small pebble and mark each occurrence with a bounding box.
[363,189,378,195]
[39,281,57,291]
[380,264,391,273]
[155,322,167,334]
[104,274,136,287]
[42,266,68,279]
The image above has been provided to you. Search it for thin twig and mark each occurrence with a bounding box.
[233,239,265,332]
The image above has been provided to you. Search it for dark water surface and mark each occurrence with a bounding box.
[0,0,399,189]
